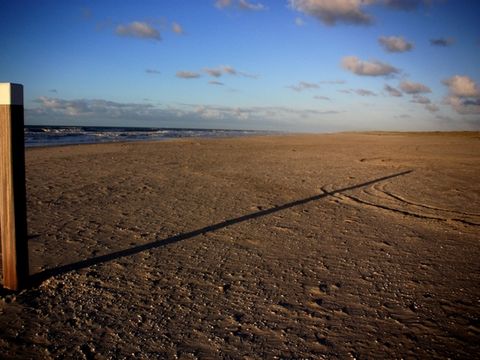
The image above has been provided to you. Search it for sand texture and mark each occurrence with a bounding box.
[1,132,480,359]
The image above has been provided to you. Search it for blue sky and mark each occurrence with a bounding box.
[1,0,479,131]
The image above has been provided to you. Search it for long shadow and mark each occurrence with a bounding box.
[29,170,412,286]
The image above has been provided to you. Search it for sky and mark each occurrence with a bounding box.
[1,0,479,132]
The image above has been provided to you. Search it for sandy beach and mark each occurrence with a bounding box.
[1,132,479,359]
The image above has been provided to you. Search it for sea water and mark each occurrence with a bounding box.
[24,126,274,147]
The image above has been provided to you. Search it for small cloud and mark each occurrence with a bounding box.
[222,66,237,75]
[442,75,480,114]
[378,36,413,53]
[353,88,376,96]
[204,65,258,79]
[410,94,431,104]
[238,0,266,11]
[288,81,320,92]
[176,71,201,79]
[314,95,330,100]
[443,75,480,98]
[395,113,411,118]
[341,88,376,96]
[215,0,232,8]
[216,0,266,11]
[209,80,225,86]
[290,0,438,27]
[289,0,372,26]
[295,17,306,26]
[204,67,224,77]
[399,80,431,94]
[116,21,161,41]
[384,84,402,97]
[49,89,58,93]
[425,103,439,113]
[444,96,480,115]
[341,56,399,76]
[172,22,184,35]
[319,79,346,84]
[429,37,454,47]
[146,69,161,75]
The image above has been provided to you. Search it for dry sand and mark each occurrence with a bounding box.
[1,132,479,359]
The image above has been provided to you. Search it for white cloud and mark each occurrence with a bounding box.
[289,0,372,26]
[172,22,184,35]
[399,80,431,94]
[444,97,480,115]
[176,71,201,79]
[116,21,161,41]
[288,81,320,92]
[238,0,266,11]
[289,0,436,26]
[341,56,399,76]
[443,75,480,98]
[314,95,330,100]
[443,75,480,114]
[378,36,413,52]
[384,84,402,97]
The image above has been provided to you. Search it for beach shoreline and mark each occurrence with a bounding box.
[1,132,479,358]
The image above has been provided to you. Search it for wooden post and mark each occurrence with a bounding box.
[0,83,29,290]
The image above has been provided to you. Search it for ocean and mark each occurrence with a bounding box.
[24,126,275,147]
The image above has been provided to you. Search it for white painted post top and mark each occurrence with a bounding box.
[0,83,23,105]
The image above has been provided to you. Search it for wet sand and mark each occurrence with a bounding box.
[1,132,479,358]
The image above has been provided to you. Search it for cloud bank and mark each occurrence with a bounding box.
[29,96,341,130]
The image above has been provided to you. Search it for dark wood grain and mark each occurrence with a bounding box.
[1,104,29,290]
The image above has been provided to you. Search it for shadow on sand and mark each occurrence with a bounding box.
[27,170,412,287]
